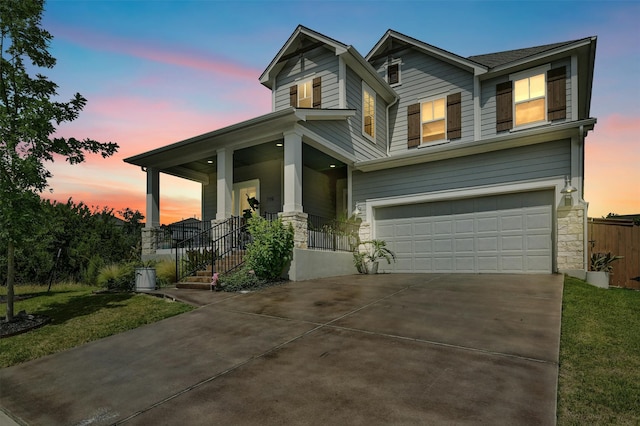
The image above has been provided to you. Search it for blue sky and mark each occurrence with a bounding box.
[40,0,640,223]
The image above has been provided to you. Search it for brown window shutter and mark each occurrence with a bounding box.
[388,64,399,85]
[547,67,566,121]
[290,85,297,107]
[446,92,462,139]
[312,77,322,108]
[407,103,420,148]
[496,81,513,132]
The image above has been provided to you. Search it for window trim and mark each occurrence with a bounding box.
[509,64,550,130]
[362,81,376,142]
[419,94,448,146]
[386,59,401,87]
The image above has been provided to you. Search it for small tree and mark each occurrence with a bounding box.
[0,0,118,321]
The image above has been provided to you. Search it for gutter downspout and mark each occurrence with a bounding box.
[579,124,589,270]
[386,96,399,156]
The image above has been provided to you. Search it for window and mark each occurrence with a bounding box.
[421,98,446,143]
[289,77,321,108]
[514,73,545,126]
[387,61,400,86]
[495,65,566,132]
[297,80,313,108]
[407,93,461,148]
[363,82,375,140]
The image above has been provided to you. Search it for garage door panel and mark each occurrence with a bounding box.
[374,191,553,274]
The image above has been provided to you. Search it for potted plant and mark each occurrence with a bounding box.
[355,240,396,274]
[586,252,623,289]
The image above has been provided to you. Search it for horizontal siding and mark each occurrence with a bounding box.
[353,139,570,201]
[303,166,335,219]
[481,58,574,139]
[371,50,474,156]
[274,46,340,111]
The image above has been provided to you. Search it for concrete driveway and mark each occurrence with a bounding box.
[0,273,563,425]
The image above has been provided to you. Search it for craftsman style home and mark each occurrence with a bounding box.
[125,26,597,281]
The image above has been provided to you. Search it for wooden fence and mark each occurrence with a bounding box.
[588,218,640,289]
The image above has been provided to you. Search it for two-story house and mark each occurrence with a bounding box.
[124,25,597,282]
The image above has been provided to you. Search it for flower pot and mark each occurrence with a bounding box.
[586,271,609,289]
[366,261,379,274]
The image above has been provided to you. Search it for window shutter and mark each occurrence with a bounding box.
[312,77,322,108]
[388,64,399,85]
[496,81,513,132]
[407,103,420,148]
[547,67,566,121]
[290,85,297,107]
[446,92,462,139]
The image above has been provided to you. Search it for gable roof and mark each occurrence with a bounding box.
[259,25,348,89]
[468,38,589,69]
[366,29,488,74]
[260,25,397,104]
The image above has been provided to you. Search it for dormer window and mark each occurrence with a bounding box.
[290,77,322,108]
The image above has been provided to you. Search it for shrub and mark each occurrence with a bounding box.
[218,266,263,292]
[97,263,135,291]
[245,216,294,280]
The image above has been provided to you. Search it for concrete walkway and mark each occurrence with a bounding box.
[0,274,563,425]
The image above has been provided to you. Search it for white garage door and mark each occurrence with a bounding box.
[375,191,553,273]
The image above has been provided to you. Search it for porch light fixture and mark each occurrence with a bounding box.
[329,164,336,168]
[207,160,214,164]
[276,142,283,147]
[560,175,577,206]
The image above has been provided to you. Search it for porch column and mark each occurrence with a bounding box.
[216,148,233,220]
[145,167,160,228]
[283,129,303,213]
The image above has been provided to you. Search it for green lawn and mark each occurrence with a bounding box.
[0,284,193,368]
[558,276,640,425]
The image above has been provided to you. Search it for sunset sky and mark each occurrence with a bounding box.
[40,0,639,224]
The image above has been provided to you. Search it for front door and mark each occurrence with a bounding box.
[233,179,260,217]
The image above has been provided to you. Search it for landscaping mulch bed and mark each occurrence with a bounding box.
[0,312,51,338]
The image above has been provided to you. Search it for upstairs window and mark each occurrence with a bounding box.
[289,77,322,108]
[407,93,461,148]
[514,73,545,126]
[387,61,401,86]
[363,82,376,140]
[421,97,446,143]
[495,65,566,132]
[298,80,313,108]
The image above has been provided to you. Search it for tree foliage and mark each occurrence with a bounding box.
[0,199,143,286]
[1,0,118,320]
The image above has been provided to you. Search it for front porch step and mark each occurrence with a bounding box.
[175,250,246,290]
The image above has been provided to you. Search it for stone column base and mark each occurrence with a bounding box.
[557,204,586,272]
[279,211,308,249]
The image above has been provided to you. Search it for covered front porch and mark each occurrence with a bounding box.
[124,108,362,281]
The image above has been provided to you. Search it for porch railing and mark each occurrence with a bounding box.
[307,214,359,252]
[175,217,249,282]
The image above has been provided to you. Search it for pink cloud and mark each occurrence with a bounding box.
[52,25,261,81]
[585,114,640,217]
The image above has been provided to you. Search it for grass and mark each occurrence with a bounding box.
[558,276,640,425]
[0,283,193,368]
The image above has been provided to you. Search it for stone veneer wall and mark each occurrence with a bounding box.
[279,211,308,249]
[557,204,586,272]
